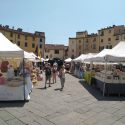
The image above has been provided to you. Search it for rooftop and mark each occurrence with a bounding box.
[98,25,124,31]
[0,24,45,37]
[45,44,64,50]
[69,33,98,39]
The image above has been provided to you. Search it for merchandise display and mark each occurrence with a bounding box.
[31,68,37,85]
[0,33,34,101]
[0,61,31,101]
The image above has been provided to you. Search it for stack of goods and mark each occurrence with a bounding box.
[31,68,37,85]
[37,70,43,81]
[1,61,9,72]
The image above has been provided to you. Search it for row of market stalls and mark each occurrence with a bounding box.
[65,41,125,96]
[0,33,44,101]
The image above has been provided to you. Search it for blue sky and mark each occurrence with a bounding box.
[0,0,125,45]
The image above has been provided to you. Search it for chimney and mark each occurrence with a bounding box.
[17,28,22,32]
[5,25,9,29]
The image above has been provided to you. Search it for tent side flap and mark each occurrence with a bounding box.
[105,41,125,62]
[0,51,24,58]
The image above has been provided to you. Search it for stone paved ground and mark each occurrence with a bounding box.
[1,73,125,125]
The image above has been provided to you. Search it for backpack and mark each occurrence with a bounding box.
[46,68,51,76]
[58,69,63,78]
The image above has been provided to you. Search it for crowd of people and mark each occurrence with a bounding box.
[44,62,66,91]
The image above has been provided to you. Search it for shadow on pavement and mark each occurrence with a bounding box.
[37,87,47,90]
[79,80,125,101]
[0,101,26,108]
[71,74,80,79]
[54,88,61,91]
[37,85,53,90]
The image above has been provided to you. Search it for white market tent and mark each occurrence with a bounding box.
[0,33,24,58]
[29,52,37,58]
[37,56,45,62]
[24,51,37,60]
[11,43,36,60]
[12,45,40,62]
[0,33,28,101]
[44,58,49,61]
[83,53,97,63]
[73,53,96,63]
[65,58,72,62]
[105,41,125,62]
[85,49,111,62]
[0,33,32,101]
[0,33,39,60]
[73,54,87,63]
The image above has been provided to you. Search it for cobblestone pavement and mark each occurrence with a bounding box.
[1,73,125,125]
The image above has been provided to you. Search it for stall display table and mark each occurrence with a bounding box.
[0,84,30,101]
[0,77,31,101]
[92,77,125,96]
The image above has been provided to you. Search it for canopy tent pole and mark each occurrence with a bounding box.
[103,58,107,96]
[23,57,26,101]
[118,59,122,97]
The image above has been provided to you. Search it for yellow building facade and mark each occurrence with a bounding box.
[68,25,125,58]
[98,25,125,51]
[82,34,99,54]
[68,31,99,58]
[44,44,65,59]
[68,38,77,58]
[0,25,45,57]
